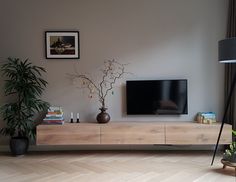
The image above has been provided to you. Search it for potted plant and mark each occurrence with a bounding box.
[0,58,49,156]
[68,59,127,123]
[223,130,236,162]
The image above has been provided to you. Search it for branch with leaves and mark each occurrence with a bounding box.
[68,59,128,108]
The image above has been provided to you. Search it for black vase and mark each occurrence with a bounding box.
[96,107,110,123]
[10,137,29,156]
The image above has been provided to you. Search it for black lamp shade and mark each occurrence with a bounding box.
[219,37,236,63]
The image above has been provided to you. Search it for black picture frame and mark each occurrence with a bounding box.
[45,31,80,59]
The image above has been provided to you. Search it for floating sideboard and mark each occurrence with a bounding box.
[36,122,232,145]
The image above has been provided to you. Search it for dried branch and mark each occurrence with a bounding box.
[103,64,125,99]
[68,59,128,108]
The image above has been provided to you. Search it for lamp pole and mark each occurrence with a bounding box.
[211,37,236,165]
[211,72,236,165]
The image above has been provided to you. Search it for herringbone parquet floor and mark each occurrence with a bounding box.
[0,151,235,182]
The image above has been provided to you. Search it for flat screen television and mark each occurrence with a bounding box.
[126,79,188,115]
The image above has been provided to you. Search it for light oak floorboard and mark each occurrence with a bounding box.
[0,151,235,182]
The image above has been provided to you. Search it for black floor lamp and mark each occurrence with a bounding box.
[211,37,236,165]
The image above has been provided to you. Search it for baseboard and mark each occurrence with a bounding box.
[0,144,222,152]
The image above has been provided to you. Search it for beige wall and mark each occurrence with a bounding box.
[0,0,227,145]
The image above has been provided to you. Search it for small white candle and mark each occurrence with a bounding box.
[77,113,80,119]
[71,112,73,119]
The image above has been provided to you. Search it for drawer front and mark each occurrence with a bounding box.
[166,124,232,145]
[101,124,165,144]
[37,124,100,145]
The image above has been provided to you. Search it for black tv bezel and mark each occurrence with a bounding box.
[126,79,188,115]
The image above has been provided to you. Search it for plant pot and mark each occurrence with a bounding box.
[96,107,110,124]
[229,154,236,163]
[223,153,236,163]
[10,137,29,156]
[223,153,230,161]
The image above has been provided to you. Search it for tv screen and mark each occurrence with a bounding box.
[126,79,188,115]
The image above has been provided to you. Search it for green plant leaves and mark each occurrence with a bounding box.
[232,130,236,136]
[0,57,49,140]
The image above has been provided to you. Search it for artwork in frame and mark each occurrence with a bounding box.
[45,31,80,59]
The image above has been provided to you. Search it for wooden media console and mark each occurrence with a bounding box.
[36,122,232,145]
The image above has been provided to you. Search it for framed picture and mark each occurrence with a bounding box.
[45,31,80,59]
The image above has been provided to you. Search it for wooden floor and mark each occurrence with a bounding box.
[0,151,235,182]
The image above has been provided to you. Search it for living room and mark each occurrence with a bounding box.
[0,0,235,181]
